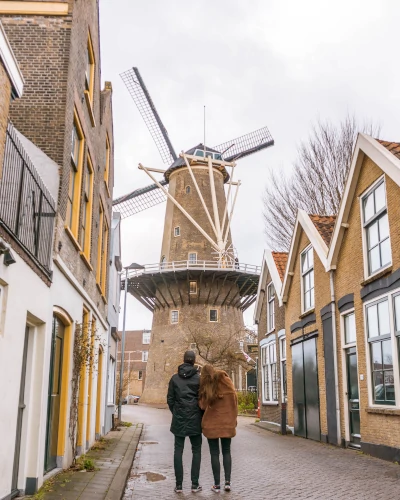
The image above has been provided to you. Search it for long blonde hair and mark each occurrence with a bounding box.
[199,364,219,407]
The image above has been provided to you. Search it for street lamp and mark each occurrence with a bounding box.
[117,262,145,422]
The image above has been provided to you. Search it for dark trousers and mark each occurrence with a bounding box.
[207,438,232,486]
[174,434,202,486]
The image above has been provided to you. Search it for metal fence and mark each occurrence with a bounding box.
[0,123,56,275]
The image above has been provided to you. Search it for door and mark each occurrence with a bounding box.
[346,347,361,447]
[292,337,320,441]
[44,316,64,472]
[11,326,29,497]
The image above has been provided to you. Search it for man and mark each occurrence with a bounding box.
[167,351,203,494]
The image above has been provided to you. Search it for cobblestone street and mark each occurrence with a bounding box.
[122,405,400,499]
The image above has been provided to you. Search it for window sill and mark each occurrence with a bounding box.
[107,403,115,407]
[262,401,279,406]
[361,265,393,287]
[299,308,315,319]
[96,282,107,303]
[84,90,96,127]
[267,328,275,335]
[80,251,93,271]
[365,407,400,416]
[65,226,82,252]
[104,181,111,199]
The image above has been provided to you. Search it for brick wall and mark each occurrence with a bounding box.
[2,0,114,319]
[117,330,149,397]
[0,61,11,177]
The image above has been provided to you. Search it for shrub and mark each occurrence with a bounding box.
[237,391,257,412]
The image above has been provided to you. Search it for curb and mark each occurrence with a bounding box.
[105,423,143,500]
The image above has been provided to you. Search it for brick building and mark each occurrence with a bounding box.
[117,330,151,398]
[254,250,288,426]
[0,0,115,494]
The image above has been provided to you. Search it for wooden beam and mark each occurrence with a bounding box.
[221,275,240,307]
[150,277,170,308]
[129,289,154,312]
[205,273,216,306]
[161,273,177,308]
[228,276,251,306]
[173,272,184,306]
[213,273,228,305]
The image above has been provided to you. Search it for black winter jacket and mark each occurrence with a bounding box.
[167,363,203,436]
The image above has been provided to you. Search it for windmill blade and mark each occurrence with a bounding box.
[213,126,274,162]
[113,180,167,218]
[120,67,178,165]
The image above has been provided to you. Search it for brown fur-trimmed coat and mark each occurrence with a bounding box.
[199,370,238,439]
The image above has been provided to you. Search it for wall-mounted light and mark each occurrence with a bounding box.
[4,249,16,266]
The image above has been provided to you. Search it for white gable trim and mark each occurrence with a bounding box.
[253,249,283,324]
[327,133,400,269]
[281,209,329,305]
[0,21,24,97]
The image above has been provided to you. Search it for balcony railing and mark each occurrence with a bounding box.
[128,259,261,277]
[0,123,56,276]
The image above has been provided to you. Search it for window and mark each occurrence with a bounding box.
[85,32,95,106]
[174,226,180,237]
[267,282,275,331]
[362,180,391,276]
[366,298,394,405]
[67,114,84,237]
[394,294,400,359]
[209,309,218,322]
[280,337,287,402]
[186,186,191,194]
[189,281,197,294]
[104,134,111,195]
[142,330,151,344]
[96,202,109,295]
[138,370,143,381]
[79,155,94,259]
[171,310,179,324]
[301,246,314,312]
[261,341,278,403]
[108,356,115,404]
[142,350,148,362]
[344,312,356,344]
[188,252,197,264]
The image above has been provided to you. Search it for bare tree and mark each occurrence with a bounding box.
[263,115,380,250]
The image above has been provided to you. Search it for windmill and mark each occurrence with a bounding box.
[113,67,274,403]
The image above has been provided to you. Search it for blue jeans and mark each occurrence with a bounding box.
[174,434,202,486]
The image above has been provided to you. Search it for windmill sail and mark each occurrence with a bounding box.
[213,126,274,162]
[112,180,167,218]
[120,67,177,165]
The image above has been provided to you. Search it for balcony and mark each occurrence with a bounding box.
[0,122,56,277]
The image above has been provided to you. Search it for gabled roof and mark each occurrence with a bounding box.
[328,134,400,269]
[281,210,331,305]
[253,249,287,324]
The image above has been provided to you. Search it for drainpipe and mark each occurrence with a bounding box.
[330,270,341,446]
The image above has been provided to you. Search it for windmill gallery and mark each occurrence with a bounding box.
[113,67,274,403]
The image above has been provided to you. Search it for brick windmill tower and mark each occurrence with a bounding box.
[113,68,274,403]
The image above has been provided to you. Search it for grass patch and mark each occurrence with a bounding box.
[70,454,98,471]
[119,421,133,427]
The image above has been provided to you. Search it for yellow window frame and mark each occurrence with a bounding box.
[104,134,111,197]
[77,307,90,447]
[67,110,85,241]
[85,32,95,105]
[96,202,104,285]
[101,218,109,295]
[80,153,94,263]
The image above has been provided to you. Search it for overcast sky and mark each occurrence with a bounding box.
[99,0,400,330]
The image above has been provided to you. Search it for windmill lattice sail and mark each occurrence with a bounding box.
[112,180,167,218]
[213,126,274,162]
[120,67,177,165]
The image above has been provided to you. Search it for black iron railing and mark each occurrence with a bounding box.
[0,123,56,276]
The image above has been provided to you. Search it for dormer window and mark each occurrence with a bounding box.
[301,246,314,312]
[362,179,391,276]
[193,149,222,161]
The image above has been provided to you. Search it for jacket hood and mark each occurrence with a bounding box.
[178,363,198,379]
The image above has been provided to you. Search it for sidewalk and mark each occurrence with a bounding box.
[31,423,143,500]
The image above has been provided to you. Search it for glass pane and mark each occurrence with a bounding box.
[345,313,356,344]
[371,341,382,370]
[367,221,379,248]
[384,371,395,402]
[308,248,313,268]
[373,370,384,402]
[369,246,380,274]
[363,191,374,222]
[310,269,314,288]
[382,339,393,370]
[305,290,310,310]
[310,289,315,308]
[394,295,400,332]
[348,351,359,399]
[378,300,390,335]
[302,252,308,273]
[374,182,386,213]
[379,213,389,239]
[380,238,391,268]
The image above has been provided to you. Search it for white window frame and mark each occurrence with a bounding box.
[171,310,179,324]
[363,290,400,409]
[209,308,219,322]
[267,281,275,332]
[260,338,278,405]
[360,176,391,280]
[279,336,287,403]
[189,281,197,294]
[142,350,149,362]
[301,245,314,313]
[107,356,116,404]
[188,252,197,264]
[142,330,151,344]
[174,226,180,237]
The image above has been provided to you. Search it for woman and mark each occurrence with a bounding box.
[199,364,238,493]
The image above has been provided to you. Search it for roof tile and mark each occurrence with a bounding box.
[271,252,288,281]
[308,215,336,246]
[377,139,400,161]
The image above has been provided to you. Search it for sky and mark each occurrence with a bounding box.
[99,0,400,330]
